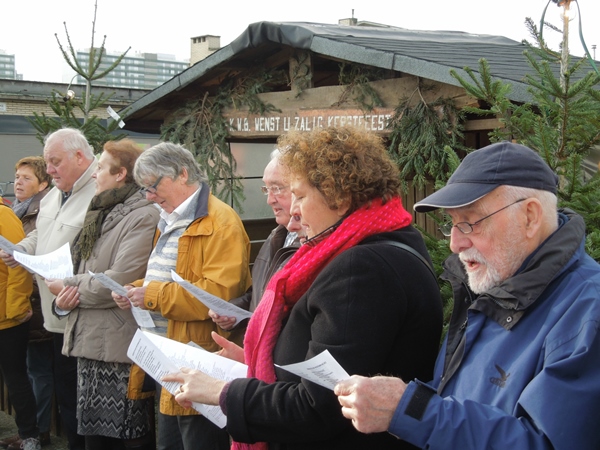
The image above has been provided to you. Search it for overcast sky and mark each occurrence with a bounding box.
[3,0,600,83]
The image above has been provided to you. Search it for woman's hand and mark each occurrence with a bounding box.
[18,310,33,323]
[162,367,226,408]
[0,250,20,268]
[45,278,65,296]
[112,285,135,310]
[212,331,244,363]
[55,285,80,311]
[208,309,238,331]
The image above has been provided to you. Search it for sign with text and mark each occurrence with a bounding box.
[223,108,394,137]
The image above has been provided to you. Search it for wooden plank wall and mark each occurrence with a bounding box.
[403,181,444,238]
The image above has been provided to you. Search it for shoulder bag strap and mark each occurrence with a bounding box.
[376,240,438,282]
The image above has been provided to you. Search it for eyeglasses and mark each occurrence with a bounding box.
[261,185,288,196]
[140,176,163,195]
[439,198,527,237]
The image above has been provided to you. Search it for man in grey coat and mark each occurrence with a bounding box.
[208,149,303,334]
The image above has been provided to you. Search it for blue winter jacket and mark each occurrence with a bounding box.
[388,210,600,449]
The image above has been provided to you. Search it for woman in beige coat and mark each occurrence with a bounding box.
[46,139,159,450]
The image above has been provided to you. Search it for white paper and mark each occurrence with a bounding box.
[107,106,125,128]
[14,242,73,279]
[130,309,156,328]
[88,271,155,328]
[0,235,18,256]
[170,270,253,322]
[127,329,247,428]
[276,350,350,390]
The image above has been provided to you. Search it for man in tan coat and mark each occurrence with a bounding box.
[1,128,97,450]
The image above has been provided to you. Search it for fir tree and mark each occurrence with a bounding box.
[27,0,129,152]
[449,10,600,260]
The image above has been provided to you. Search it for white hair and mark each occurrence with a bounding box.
[44,128,94,160]
[501,185,558,232]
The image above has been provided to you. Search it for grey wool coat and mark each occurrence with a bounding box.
[61,191,160,363]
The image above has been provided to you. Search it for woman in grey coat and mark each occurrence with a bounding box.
[46,139,160,450]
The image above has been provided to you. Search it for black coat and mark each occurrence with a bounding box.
[226,225,443,450]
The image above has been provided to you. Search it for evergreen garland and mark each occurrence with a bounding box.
[387,80,466,192]
[160,70,284,211]
[335,63,385,110]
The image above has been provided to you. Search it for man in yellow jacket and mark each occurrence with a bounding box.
[0,198,39,450]
[112,142,252,450]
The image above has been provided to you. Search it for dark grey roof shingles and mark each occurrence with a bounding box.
[124,22,536,120]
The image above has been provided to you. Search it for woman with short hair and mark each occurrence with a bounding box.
[8,156,54,449]
[46,139,160,450]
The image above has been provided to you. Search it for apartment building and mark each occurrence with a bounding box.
[0,50,19,80]
[74,49,189,89]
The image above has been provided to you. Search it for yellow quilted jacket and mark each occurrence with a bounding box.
[128,188,252,416]
[0,199,33,330]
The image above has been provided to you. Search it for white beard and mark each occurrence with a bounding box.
[459,226,528,294]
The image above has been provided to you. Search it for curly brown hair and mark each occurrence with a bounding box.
[278,126,400,213]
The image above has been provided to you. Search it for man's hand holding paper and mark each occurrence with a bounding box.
[171,270,252,322]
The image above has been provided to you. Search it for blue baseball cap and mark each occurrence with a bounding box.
[414,141,559,213]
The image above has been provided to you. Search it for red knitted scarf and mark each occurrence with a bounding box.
[232,197,412,450]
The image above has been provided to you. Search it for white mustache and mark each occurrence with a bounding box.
[459,248,485,265]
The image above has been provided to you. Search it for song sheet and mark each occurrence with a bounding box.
[127,329,247,428]
[88,271,155,328]
[14,242,73,279]
[276,350,350,390]
[0,235,18,256]
[171,270,253,322]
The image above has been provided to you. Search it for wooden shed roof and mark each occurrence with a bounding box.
[121,21,535,134]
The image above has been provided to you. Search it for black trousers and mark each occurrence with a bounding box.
[53,332,85,450]
[0,322,39,440]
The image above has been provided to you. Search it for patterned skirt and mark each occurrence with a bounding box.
[77,357,152,439]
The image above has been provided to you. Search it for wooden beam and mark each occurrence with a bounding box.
[463,118,502,131]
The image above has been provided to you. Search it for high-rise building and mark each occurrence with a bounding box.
[0,50,20,80]
[74,49,190,89]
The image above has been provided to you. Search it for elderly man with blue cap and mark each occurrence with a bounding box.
[334,141,600,450]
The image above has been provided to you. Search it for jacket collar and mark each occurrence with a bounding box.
[67,158,98,197]
[193,182,210,220]
[25,189,49,215]
[442,209,585,329]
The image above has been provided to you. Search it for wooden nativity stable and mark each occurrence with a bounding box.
[119,20,538,248]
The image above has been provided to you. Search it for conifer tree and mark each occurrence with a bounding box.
[394,1,600,334]
[449,5,600,260]
[28,0,129,152]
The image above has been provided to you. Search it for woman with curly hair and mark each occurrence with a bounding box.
[164,126,443,450]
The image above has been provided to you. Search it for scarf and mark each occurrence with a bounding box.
[233,196,412,450]
[71,183,139,272]
[12,196,33,219]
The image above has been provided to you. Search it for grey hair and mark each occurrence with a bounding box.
[44,128,94,160]
[501,185,558,232]
[133,142,207,186]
